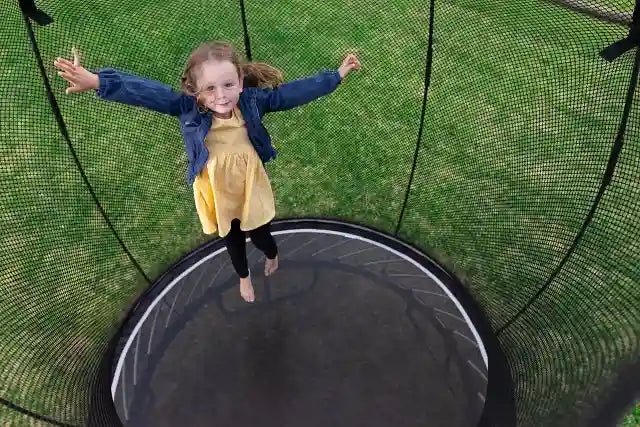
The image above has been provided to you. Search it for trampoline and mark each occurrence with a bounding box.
[4,0,640,425]
[111,220,489,426]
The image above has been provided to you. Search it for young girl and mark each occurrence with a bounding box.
[53,41,361,302]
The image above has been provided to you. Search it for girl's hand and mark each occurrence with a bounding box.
[53,47,99,94]
[338,53,361,79]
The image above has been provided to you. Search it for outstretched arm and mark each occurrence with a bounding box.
[54,47,187,117]
[94,68,186,116]
[257,53,361,114]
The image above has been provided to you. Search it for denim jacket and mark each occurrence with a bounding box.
[94,67,343,185]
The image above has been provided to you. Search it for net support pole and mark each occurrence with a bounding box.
[238,0,253,61]
[18,0,52,25]
[601,0,640,61]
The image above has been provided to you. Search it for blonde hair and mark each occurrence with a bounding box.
[180,41,284,104]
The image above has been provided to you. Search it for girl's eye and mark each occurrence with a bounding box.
[207,86,215,91]
[225,83,233,88]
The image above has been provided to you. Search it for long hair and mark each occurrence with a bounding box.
[180,41,284,107]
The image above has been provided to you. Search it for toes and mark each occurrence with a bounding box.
[241,290,255,303]
[240,279,255,302]
[264,257,278,277]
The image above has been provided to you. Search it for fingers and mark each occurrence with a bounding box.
[57,70,78,85]
[55,61,76,74]
[338,52,361,79]
[54,48,82,71]
[343,53,361,70]
[56,68,76,79]
[54,58,76,74]
[66,85,83,94]
[345,55,361,70]
[53,48,87,94]
[72,46,79,67]
[55,57,75,67]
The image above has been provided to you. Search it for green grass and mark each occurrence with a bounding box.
[623,404,640,427]
[593,0,634,12]
[1,0,639,425]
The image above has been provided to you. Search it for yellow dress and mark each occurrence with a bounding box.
[192,106,275,237]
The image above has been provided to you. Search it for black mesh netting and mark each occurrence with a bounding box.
[1,0,639,425]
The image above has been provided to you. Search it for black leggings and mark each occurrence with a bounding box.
[224,219,278,278]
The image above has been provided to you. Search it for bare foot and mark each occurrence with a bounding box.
[265,255,279,277]
[239,275,255,302]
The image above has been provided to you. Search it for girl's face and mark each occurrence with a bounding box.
[195,59,243,118]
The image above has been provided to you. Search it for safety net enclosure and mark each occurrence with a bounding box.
[2,0,640,425]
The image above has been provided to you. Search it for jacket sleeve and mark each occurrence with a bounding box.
[256,69,342,114]
[93,68,189,117]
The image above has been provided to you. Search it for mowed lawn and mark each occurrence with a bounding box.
[1,0,638,425]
